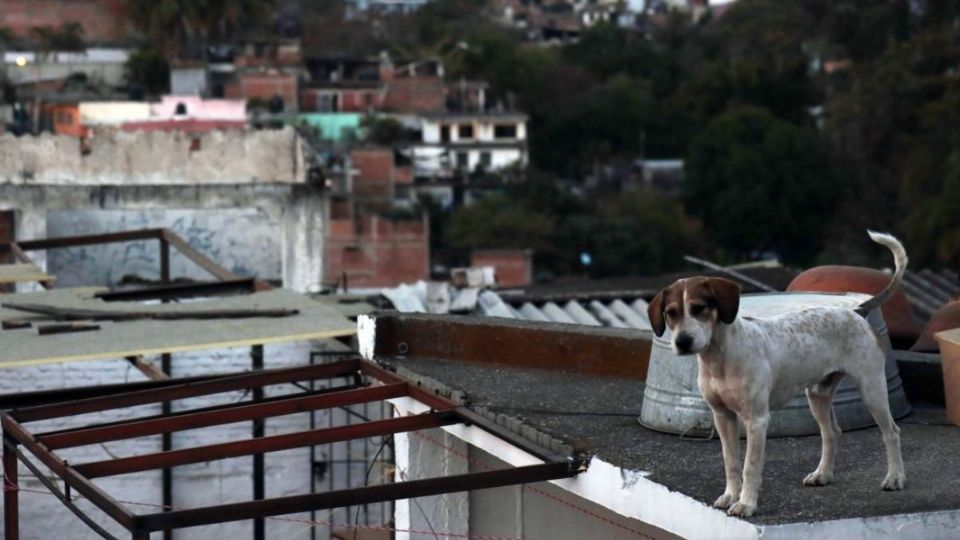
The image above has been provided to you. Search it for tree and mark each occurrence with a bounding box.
[124,0,273,57]
[567,189,700,277]
[685,106,839,264]
[31,22,86,56]
[125,47,170,97]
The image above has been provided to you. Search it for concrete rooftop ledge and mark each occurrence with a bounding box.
[382,356,960,539]
[357,310,960,539]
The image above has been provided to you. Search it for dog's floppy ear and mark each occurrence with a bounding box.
[707,278,741,325]
[648,290,666,337]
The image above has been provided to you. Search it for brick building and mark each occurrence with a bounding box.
[348,147,413,198]
[471,249,533,287]
[324,146,426,289]
[325,213,429,289]
[227,70,299,112]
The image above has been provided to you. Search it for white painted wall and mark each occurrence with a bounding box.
[79,102,153,126]
[420,118,526,144]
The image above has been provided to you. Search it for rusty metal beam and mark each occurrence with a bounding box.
[3,433,18,540]
[10,444,121,540]
[2,415,136,529]
[135,461,575,532]
[36,383,363,440]
[367,311,653,380]
[359,360,459,410]
[0,372,244,410]
[74,411,460,479]
[125,356,169,381]
[160,229,239,282]
[13,360,361,422]
[38,383,410,449]
[12,229,166,251]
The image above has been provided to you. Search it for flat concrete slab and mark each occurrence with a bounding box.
[385,356,960,526]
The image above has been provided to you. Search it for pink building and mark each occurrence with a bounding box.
[151,96,247,121]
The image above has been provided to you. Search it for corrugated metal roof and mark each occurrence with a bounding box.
[380,280,651,330]
[902,269,959,320]
[379,266,955,328]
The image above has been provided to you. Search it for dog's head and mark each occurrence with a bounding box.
[647,277,742,355]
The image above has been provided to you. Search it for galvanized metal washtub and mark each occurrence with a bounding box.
[639,292,911,437]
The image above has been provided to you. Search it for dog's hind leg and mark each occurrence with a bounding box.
[803,371,844,487]
[855,363,906,490]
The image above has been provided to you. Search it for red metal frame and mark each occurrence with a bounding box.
[2,359,579,539]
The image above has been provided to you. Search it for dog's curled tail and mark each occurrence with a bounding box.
[855,230,908,316]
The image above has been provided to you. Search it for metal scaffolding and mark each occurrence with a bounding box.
[2,359,581,539]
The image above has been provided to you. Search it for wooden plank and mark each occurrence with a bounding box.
[0,264,52,284]
[0,289,356,369]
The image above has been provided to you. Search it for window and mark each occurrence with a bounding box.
[440,125,451,143]
[458,124,474,140]
[480,152,492,169]
[456,151,469,169]
[494,124,517,139]
[319,93,339,112]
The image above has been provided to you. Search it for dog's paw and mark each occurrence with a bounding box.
[727,501,756,518]
[802,470,833,487]
[882,471,906,491]
[713,492,738,509]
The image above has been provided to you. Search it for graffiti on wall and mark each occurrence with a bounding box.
[46,208,282,287]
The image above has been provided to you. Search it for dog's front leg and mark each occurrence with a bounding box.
[711,407,741,509]
[728,412,769,518]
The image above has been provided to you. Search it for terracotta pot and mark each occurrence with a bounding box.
[912,300,960,352]
[934,328,960,427]
[787,265,923,348]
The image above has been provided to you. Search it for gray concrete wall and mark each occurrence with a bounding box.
[46,208,282,286]
[0,127,303,185]
[393,437,670,540]
[394,429,469,540]
[0,183,326,292]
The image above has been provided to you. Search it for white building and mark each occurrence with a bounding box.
[412,112,528,178]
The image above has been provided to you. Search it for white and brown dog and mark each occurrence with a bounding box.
[647,231,906,517]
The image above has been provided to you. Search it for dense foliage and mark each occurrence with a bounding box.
[422,0,960,273]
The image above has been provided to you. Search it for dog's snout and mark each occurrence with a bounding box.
[675,333,694,353]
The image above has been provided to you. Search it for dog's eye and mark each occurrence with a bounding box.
[690,304,706,316]
[665,308,679,319]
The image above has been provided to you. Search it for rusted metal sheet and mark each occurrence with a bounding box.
[369,311,653,380]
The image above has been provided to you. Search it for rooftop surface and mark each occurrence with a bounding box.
[382,356,960,527]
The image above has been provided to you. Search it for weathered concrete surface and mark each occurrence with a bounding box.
[0,183,326,292]
[0,127,302,185]
[387,356,960,536]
